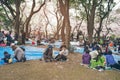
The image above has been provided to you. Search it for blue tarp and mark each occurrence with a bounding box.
[0,46,59,66]
[74,47,84,54]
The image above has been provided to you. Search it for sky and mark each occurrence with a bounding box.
[114,0,120,10]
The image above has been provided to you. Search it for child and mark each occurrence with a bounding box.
[1,51,12,64]
[81,50,91,67]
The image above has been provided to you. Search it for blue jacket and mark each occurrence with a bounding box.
[105,55,116,66]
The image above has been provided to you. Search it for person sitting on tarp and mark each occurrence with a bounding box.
[43,45,54,62]
[55,45,69,61]
[11,44,26,62]
[105,51,120,70]
[1,51,12,64]
[90,51,105,71]
[81,50,91,67]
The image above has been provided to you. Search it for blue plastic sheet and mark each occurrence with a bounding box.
[74,47,84,54]
[113,54,120,63]
[0,46,59,66]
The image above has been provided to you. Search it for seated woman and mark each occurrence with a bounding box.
[105,51,120,70]
[95,53,106,71]
[55,45,69,61]
[81,50,91,67]
[43,45,54,62]
[1,51,12,64]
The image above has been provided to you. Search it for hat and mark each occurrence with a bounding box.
[10,43,15,47]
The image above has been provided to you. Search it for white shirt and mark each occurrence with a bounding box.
[60,49,69,56]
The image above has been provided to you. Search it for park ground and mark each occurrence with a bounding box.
[0,52,120,80]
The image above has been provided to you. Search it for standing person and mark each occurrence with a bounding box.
[11,44,26,62]
[21,30,26,45]
[14,31,19,41]
[71,33,74,41]
[5,33,13,46]
[35,28,41,45]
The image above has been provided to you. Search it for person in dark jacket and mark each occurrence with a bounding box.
[1,51,11,64]
[43,45,53,62]
[21,30,26,45]
[6,33,13,46]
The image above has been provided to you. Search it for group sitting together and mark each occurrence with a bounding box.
[1,43,69,64]
[81,44,120,71]
[43,44,69,62]
[0,44,26,64]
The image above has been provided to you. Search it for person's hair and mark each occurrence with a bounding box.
[4,51,8,55]
[107,50,112,55]
[60,45,66,51]
[85,50,89,54]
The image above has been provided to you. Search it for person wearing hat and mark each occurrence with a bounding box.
[11,44,26,62]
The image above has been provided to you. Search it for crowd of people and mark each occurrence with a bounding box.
[81,38,120,71]
[0,29,120,72]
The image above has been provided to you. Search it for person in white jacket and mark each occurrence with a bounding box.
[55,45,69,61]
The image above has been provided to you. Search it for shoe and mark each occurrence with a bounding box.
[98,69,104,72]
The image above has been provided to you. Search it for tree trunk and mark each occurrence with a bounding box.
[61,18,65,42]
[64,0,71,48]
[25,0,45,38]
[59,0,71,48]
[97,18,103,40]
[87,2,96,43]
[14,0,21,35]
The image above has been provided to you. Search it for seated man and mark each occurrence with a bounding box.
[43,45,53,62]
[55,45,69,61]
[11,44,26,62]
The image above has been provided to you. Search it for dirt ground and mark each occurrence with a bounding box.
[0,52,120,80]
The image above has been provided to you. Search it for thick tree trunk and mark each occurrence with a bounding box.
[14,0,21,35]
[65,0,71,48]
[87,2,96,43]
[59,0,71,48]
